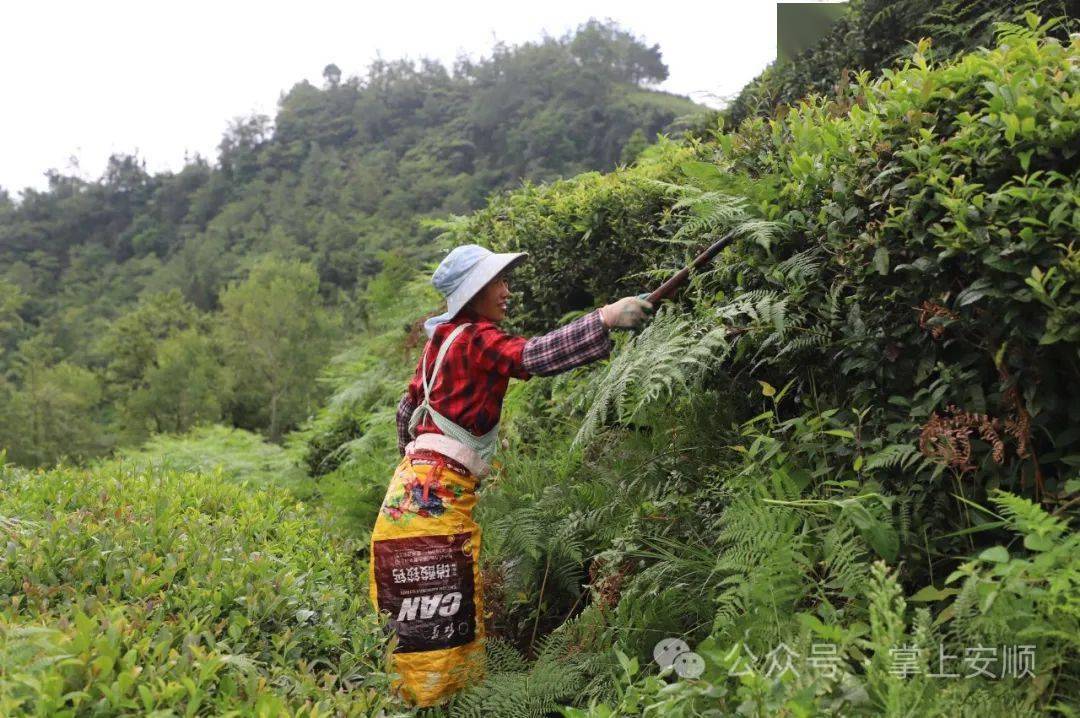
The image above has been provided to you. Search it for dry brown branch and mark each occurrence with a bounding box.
[917,300,959,339]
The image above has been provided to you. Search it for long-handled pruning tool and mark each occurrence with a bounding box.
[643,229,738,306]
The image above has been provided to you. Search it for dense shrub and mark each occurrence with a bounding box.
[693,17,1080,499]
[0,460,397,715]
[721,0,1078,128]
[431,21,1080,715]
[468,19,1080,502]
[435,137,695,333]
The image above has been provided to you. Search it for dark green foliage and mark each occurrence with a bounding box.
[97,290,228,443]
[468,19,1080,505]
[218,256,339,441]
[435,138,695,333]
[446,20,1079,715]
[699,19,1080,502]
[0,335,105,466]
[720,0,1078,129]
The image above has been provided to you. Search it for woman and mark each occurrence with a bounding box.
[368,244,652,707]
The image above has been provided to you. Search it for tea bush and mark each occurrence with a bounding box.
[721,0,1078,128]
[468,19,1080,502]
[116,425,309,495]
[435,20,1080,716]
[0,461,399,716]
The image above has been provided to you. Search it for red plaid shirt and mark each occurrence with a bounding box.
[396,306,612,455]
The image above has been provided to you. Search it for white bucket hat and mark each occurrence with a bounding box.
[423,244,528,337]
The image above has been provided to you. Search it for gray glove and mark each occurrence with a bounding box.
[600,294,654,329]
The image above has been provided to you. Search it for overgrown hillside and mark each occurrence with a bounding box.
[2,6,1079,718]
[315,14,1079,716]
[0,20,702,465]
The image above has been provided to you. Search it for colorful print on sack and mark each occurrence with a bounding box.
[372,532,477,652]
[381,461,464,523]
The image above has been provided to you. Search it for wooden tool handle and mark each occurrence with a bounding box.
[645,229,737,304]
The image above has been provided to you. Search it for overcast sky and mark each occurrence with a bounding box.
[1,0,800,196]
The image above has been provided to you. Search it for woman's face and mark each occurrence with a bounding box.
[468,272,511,322]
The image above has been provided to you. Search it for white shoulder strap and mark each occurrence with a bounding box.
[420,322,470,401]
[409,323,471,438]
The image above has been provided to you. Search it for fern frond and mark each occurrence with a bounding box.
[864,443,922,471]
[448,632,587,718]
[990,490,1070,541]
[573,311,729,447]
[772,248,823,286]
[645,179,783,248]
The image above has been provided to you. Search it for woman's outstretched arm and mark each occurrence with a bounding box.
[521,308,612,377]
[483,296,652,378]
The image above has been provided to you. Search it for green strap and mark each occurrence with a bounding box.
[408,323,500,460]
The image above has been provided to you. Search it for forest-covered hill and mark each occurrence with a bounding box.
[0,20,702,464]
[2,2,1079,716]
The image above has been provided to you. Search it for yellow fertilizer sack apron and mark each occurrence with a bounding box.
[368,450,485,707]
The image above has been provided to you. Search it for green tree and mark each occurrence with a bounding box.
[217,114,271,183]
[126,328,232,434]
[97,290,230,442]
[219,256,338,441]
[0,278,27,361]
[568,18,668,84]
[0,336,104,466]
[322,63,342,87]
[0,278,25,334]
[619,128,649,166]
[100,290,201,391]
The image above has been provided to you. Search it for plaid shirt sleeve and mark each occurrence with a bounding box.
[396,391,417,456]
[470,325,530,379]
[522,308,612,377]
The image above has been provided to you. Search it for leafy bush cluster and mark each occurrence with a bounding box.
[468,17,1080,498]
[427,18,1080,716]
[0,460,398,715]
[720,0,1078,128]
